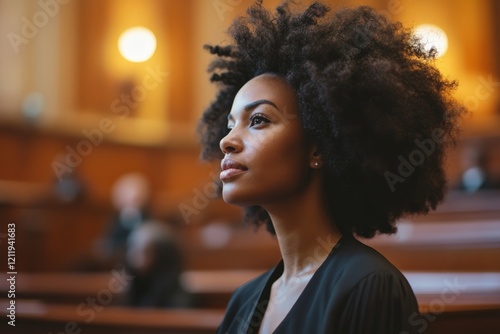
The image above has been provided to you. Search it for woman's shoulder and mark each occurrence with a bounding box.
[321,236,414,292]
[337,236,404,271]
[318,237,421,333]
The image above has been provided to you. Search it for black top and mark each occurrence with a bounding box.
[217,236,422,334]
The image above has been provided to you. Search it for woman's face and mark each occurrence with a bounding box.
[219,74,314,207]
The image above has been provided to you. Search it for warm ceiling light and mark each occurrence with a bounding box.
[413,24,448,58]
[118,27,157,63]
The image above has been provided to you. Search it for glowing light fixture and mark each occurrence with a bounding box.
[413,24,448,58]
[118,27,157,63]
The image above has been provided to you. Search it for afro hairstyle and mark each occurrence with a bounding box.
[198,0,465,238]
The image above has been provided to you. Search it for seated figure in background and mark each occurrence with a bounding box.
[102,173,151,266]
[457,144,500,192]
[125,221,194,308]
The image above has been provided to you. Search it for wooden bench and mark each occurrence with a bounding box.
[0,270,262,308]
[1,270,499,333]
[180,192,500,271]
[0,299,223,334]
[180,217,500,272]
[1,271,499,309]
[425,308,500,334]
[362,218,500,271]
[0,297,498,334]
[2,187,499,272]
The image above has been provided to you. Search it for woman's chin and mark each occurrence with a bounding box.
[222,189,254,207]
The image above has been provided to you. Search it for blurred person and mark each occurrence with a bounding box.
[198,1,464,333]
[74,173,153,271]
[457,144,500,192]
[125,221,194,308]
[102,173,151,265]
[52,153,86,203]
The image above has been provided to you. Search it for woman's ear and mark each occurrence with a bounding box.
[309,146,322,169]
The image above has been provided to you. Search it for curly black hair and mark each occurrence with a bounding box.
[198,0,464,238]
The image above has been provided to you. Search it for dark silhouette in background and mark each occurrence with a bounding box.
[124,221,194,308]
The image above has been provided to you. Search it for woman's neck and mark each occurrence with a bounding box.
[264,190,342,282]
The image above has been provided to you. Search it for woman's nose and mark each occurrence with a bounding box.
[219,129,242,154]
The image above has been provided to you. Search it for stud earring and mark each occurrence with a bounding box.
[314,161,319,167]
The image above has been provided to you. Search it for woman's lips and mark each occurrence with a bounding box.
[220,158,247,181]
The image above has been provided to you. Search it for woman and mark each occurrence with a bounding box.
[198,1,464,333]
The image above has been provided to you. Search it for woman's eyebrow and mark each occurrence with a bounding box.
[244,99,278,111]
[227,99,278,121]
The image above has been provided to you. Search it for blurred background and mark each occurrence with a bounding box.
[0,0,499,332]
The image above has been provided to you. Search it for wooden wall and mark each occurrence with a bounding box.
[0,124,244,272]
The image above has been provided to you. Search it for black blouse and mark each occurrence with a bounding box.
[217,236,422,334]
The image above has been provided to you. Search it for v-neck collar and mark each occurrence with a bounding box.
[246,235,345,334]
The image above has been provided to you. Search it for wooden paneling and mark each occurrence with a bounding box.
[0,125,221,272]
[75,0,195,123]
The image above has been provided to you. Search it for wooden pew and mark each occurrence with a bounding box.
[0,272,119,304]
[0,297,498,334]
[362,218,500,271]
[2,187,499,272]
[1,271,499,309]
[0,299,223,334]
[179,224,281,270]
[0,270,262,308]
[180,191,500,271]
[1,271,499,333]
[179,217,500,272]
[425,308,500,334]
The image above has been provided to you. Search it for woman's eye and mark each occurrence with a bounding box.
[250,114,269,127]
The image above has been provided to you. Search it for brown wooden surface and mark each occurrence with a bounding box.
[0,299,223,334]
[363,218,500,272]
[0,298,498,334]
[425,309,500,334]
[1,271,499,310]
